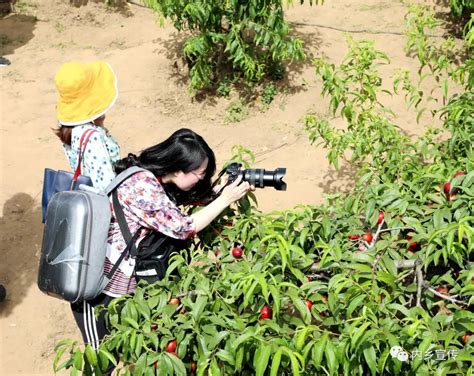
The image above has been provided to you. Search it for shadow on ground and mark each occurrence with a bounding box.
[0,193,43,317]
[285,22,324,79]
[0,12,36,57]
[433,0,472,38]
[70,0,132,15]
[318,162,358,194]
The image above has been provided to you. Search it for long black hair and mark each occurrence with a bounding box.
[114,128,216,205]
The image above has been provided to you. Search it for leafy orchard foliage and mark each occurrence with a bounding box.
[449,0,474,17]
[305,5,474,181]
[305,36,410,175]
[401,5,473,161]
[403,5,473,100]
[54,170,473,375]
[142,0,322,91]
[54,8,473,376]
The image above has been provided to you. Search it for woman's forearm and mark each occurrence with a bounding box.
[190,196,232,233]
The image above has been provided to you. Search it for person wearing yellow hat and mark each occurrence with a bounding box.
[53,61,121,191]
[53,61,121,375]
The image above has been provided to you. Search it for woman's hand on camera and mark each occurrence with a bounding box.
[220,175,252,205]
[191,175,254,233]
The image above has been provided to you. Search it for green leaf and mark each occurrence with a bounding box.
[98,348,117,367]
[135,333,144,358]
[258,274,270,302]
[215,349,235,365]
[312,333,328,368]
[123,317,139,330]
[387,303,410,317]
[243,280,259,307]
[84,345,98,366]
[377,347,390,374]
[292,296,311,325]
[235,347,244,371]
[290,354,301,376]
[346,294,367,318]
[54,339,78,352]
[269,285,281,315]
[233,330,255,350]
[365,199,376,222]
[136,298,151,321]
[254,343,272,376]
[299,227,310,248]
[73,350,83,371]
[192,296,208,322]
[295,327,311,351]
[53,345,68,371]
[412,335,433,371]
[149,332,159,350]
[270,349,282,376]
[209,357,221,376]
[433,210,445,229]
[351,322,371,350]
[166,352,187,376]
[324,339,338,375]
[363,346,377,375]
[349,263,372,273]
[377,271,397,290]
[207,331,229,351]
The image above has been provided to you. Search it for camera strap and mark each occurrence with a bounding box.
[210,166,231,197]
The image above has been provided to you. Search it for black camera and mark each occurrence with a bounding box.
[225,163,287,191]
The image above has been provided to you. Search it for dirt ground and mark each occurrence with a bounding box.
[0,0,454,374]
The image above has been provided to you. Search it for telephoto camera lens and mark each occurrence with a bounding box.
[242,168,287,190]
[222,163,287,191]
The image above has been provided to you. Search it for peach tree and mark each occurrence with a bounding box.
[53,6,473,376]
[141,0,323,90]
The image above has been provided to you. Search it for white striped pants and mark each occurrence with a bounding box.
[71,294,116,374]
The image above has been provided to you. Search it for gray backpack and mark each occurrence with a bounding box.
[37,167,145,303]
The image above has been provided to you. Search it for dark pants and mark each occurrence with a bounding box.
[71,294,116,375]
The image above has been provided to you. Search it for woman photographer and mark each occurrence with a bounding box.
[73,128,252,374]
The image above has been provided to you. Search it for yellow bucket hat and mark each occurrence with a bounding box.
[55,61,118,126]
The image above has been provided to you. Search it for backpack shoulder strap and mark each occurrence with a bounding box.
[104,166,147,195]
[71,129,97,186]
[97,166,150,292]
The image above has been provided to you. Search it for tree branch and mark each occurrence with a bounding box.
[396,259,421,269]
[415,262,423,307]
[370,222,384,248]
[423,284,466,306]
[378,227,414,233]
[306,273,330,281]
[372,252,383,275]
[309,263,332,273]
[176,290,199,298]
[403,294,414,307]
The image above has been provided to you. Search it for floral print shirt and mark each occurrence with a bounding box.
[63,124,120,191]
[103,170,196,297]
